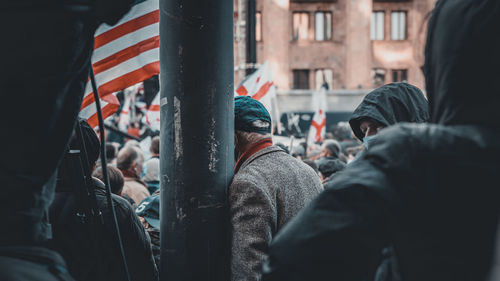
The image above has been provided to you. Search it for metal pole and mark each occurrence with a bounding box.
[246,0,257,76]
[159,0,234,279]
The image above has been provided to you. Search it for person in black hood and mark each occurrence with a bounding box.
[349,82,429,150]
[261,1,500,281]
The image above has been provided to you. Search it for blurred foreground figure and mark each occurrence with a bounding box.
[229,96,323,281]
[0,1,132,280]
[262,1,500,280]
[50,120,158,281]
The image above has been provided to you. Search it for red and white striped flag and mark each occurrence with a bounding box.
[145,92,160,131]
[307,83,328,144]
[80,94,121,128]
[79,0,159,126]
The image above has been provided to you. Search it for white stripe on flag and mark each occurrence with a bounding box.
[92,23,159,63]
[94,0,159,37]
[84,48,159,96]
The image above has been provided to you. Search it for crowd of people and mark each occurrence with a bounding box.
[2,0,500,280]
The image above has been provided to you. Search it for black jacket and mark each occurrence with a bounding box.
[50,178,159,281]
[262,1,500,280]
[349,82,429,141]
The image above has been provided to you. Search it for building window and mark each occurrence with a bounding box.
[293,69,310,89]
[315,69,333,89]
[371,11,385,40]
[315,12,332,41]
[391,11,407,40]
[256,12,262,42]
[392,69,408,82]
[372,68,386,87]
[292,12,309,41]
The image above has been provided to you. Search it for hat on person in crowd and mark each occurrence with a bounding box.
[135,195,160,229]
[318,159,346,179]
[70,118,101,169]
[234,96,272,134]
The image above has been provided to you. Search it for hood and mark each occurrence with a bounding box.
[425,0,500,126]
[349,83,429,141]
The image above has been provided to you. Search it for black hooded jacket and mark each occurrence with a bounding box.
[349,82,429,141]
[262,1,500,281]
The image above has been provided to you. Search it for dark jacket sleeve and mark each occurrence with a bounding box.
[114,197,159,281]
[262,127,419,281]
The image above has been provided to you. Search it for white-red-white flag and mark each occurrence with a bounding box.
[307,83,328,144]
[145,92,160,131]
[235,62,279,129]
[118,94,132,131]
[79,0,159,124]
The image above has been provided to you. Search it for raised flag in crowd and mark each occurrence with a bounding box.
[307,83,328,145]
[235,62,280,129]
[80,0,160,126]
[118,93,132,132]
[144,92,161,132]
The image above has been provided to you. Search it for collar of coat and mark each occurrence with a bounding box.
[234,138,274,173]
[234,138,284,174]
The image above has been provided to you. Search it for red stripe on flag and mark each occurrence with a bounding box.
[93,36,159,75]
[236,86,248,96]
[149,104,160,111]
[86,95,121,128]
[251,81,273,100]
[94,10,159,49]
[81,61,160,109]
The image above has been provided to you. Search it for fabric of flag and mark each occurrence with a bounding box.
[118,94,132,132]
[80,94,121,128]
[235,62,279,128]
[79,0,159,124]
[145,92,160,131]
[307,83,328,144]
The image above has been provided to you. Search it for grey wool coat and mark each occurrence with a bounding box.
[229,146,323,281]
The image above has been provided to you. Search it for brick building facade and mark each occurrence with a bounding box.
[234,0,437,92]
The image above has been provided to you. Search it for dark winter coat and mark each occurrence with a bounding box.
[349,82,429,141]
[50,178,158,281]
[262,1,500,281]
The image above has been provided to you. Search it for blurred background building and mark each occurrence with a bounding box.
[233,0,437,134]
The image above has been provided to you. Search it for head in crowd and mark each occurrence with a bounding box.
[317,159,345,182]
[349,82,429,149]
[320,139,341,159]
[142,158,160,183]
[302,159,319,175]
[117,146,144,178]
[291,145,305,159]
[150,136,160,157]
[93,165,124,195]
[234,96,272,162]
[57,119,101,187]
[106,143,117,162]
[275,143,290,154]
[124,139,140,148]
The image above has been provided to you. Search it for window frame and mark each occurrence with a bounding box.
[370,11,385,41]
[292,11,310,41]
[390,10,407,41]
[314,11,333,41]
[293,69,311,89]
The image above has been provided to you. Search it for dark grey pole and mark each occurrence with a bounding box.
[246,0,257,76]
[159,0,234,279]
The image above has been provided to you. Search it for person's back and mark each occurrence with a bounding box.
[50,178,159,281]
[262,1,500,280]
[232,146,323,228]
